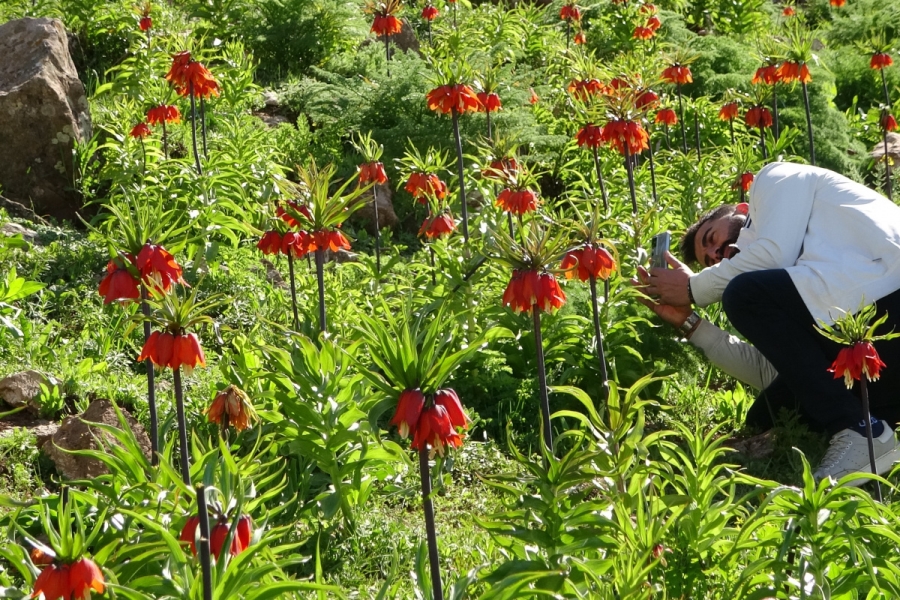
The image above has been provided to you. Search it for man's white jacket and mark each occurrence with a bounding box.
[689,161,900,325]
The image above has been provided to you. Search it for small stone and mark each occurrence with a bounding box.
[263,91,279,107]
[0,370,54,415]
[0,222,38,243]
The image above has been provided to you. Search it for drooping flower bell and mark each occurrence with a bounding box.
[312,229,351,253]
[98,256,140,304]
[829,0,845,7]
[483,156,519,180]
[358,161,388,185]
[207,384,255,431]
[434,388,469,432]
[635,88,659,110]
[372,13,402,36]
[496,188,539,216]
[418,213,456,239]
[138,331,207,374]
[560,244,616,281]
[130,122,152,138]
[256,230,283,255]
[281,231,313,257]
[646,15,661,30]
[718,101,740,121]
[655,108,678,126]
[633,25,654,40]
[871,53,894,70]
[600,119,649,155]
[776,61,811,84]
[405,172,448,202]
[559,2,581,21]
[782,5,795,16]
[421,4,438,20]
[411,404,463,457]
[181,514,253,559]
[529,88,539,105]
[389,388,425,439]
[881,111,899,132]
[752,64,780,86]
[136,243,184,290]
[567,78,604,101]
[426,84,481,114]
[477,91,502,113]
[502,269,566,314]
[165,51,219,98]
[147,104,181,125]
[276,200,312,229]
[829,341,886,388]
[732,171,754,192]
[32,558,105,600]
[661,64,692,85]
[745,105,773,129]
[575,123,604,148]
[139,16,152,30]
[573,30,586,45]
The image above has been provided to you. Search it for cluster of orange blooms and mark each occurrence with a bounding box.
[165,51,219,98]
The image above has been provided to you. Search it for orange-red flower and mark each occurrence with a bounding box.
[281,231,313,257]
[559,3,581,20]
[567,78,604,101]
[359,161,388,185]
[574,30,586,45]
[718,101,740,121]
[434,388,469,432]
[829,0,845,6]
[502,270,566,314]
[276,200,312,229]
[147,104,181,125]
[390,389,425,439]
[576,123,604,148]
[777,61,811,84]
[207,384,254,431]
[732,171,754,192]
[600,119,649,155]
[560,244,615,281]
[422,4,438,20]
[636,88,658,110]
[871,53,894,70]
[752,64,780,86]
[661,64,692,85]
[98,259,140,304]
[139,16,152,30]
[30,548,54,567]
[179,515,201,554]
[529,88,539,105]
[882,111,899,132]
[130,122,151,138]
[640,3,658,13]
[165,51,219,98]
[496,188,539,215]
[257,230,283,255]
[418,213,456,239]
[136,243,184,290]
[646,15,661,30]
[182,514,253,559]
[633,26,654,40]
[406,172,448,202]
[782,6,795,16]
[372,14,403,36]
[312,230,351,252]
[829,341,886,388]
[483,157,519,180]
[426,84,481,115]
[745,105,773,129]
[411,405,463,457]
[655,108,678,126]
[477,91,502,113]
[138,331,206,374]
[32,558,105,600]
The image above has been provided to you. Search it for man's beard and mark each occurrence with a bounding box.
[719,215,747,261]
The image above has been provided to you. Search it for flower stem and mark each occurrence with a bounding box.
[418,446,444,600]
[139,137,146,176]
[162,120,168,160]
[693,109,701,161]
[315,248,326,334]
[728,119,734,146]
[772,86,780,142]
[677,84,687,153]
[287,251,299,331]
[507,211,514,237]
[664,123,671,151]
[589,276,609,401]
[188,82,203,175]
[372,185,382,274]
[384,35,391,78]
[860,378,883,502]
[566,19,570,50]
[429,245,436,286]
[428,20,432,46]
[140,289,158,466]
[647,137,658,204]
[759,126,768,161]
[591,146,609,211]
[801,82,815,166]
[173,366,191,486]
[882,69,892,108]
[451,109,469,243]
[200,96,208,159]
[532,305,554,454]
[486,109,492,139]
[884,126,893,202]
[195,484,213,600]
[623,144,637,214]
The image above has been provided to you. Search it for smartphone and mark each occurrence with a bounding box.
[651,232,670,269]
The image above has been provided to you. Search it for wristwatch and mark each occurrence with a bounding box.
[679,311,701,336]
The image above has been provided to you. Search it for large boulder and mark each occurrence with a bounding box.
[45,399,151,480]
[354,183,398,233]
[0,370,56,415]
[0,18,92,222]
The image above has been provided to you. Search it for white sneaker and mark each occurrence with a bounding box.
[813,421,900,485]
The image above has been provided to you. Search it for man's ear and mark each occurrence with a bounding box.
[735,203,749,215]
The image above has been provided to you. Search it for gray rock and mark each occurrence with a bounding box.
[872,132,900,161]
[45,399,151,480]
[0,413,58,448]
[0,222,38,242]
[0,18,92,222]
[0,370,54,414]
[354,183,398,232]
[263,91,279,107]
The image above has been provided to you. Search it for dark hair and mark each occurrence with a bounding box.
[681,205,739,265]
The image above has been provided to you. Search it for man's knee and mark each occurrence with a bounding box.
[722,272,757,319]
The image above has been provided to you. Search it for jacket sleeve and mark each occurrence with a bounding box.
[688,320,778,390]
[689,162,818,307]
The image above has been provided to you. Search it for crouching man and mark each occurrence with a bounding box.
[637,161,900,481]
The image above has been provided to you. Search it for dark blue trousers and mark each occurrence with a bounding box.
[721,270,900,435]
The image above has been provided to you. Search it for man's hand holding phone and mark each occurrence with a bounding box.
[633,232,697,328]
